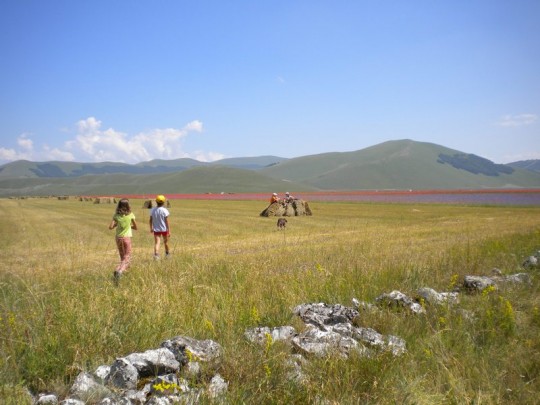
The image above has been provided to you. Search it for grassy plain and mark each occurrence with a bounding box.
[1,197,539,404]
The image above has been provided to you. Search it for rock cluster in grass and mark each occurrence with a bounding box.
[247,302,407,359]
[461,271,531,293]
[245,301,408,382]
[415,287,459,306]
[34,336,227,405]
[522,250,540,269]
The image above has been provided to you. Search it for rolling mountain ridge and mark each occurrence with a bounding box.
[0,140,538,197]
[508,160,540,173]
[0,156,288,178]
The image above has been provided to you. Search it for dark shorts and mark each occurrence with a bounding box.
[154,231,169,237]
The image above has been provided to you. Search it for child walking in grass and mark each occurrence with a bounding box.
[109,198,138,281]
[150,194,170,259]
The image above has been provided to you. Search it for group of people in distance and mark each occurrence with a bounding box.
[108,194,170,283]
[270,191,295,205]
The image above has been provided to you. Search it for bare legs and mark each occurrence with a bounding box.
[153,233,170,258]
[115,237,132,279]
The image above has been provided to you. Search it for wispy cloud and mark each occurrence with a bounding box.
[0,118,225,164]
[0,134,34,161]
[0,146,30,162]
[501,151,540,163]
[497,113,538,127]
[17,134,34,150]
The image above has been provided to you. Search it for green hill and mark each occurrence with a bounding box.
[0,159,205,178]
[508,159,540,173]
[260,140,540,190]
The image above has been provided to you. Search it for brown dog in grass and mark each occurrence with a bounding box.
[277,218,288,229]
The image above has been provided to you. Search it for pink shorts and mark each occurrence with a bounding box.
[154,231,169,237]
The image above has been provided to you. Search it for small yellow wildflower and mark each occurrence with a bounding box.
[204,319,215,335]
[8,313,16,327]
[250,306,261,325]
[448,274,459,290]
[185,348,195,362]
[438,316,447,327]
[152,381,180,395]
[263,362,272,378]
[264,332,274,355]
[482,285,496,296]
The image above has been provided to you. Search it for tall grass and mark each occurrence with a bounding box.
[1,198,539,403]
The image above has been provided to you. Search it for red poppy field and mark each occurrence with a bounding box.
[121,189,540,205]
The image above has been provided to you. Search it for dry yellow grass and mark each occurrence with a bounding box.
[1,197,539,403]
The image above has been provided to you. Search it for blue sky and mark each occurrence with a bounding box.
[1,1,539,164]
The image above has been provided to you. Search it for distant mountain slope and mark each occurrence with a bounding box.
[0,166,315,197]
[209,156,288,169]
[0,155,287,179]
[260,140,540,190]
[0,159,186,178]
[436,153,514,176]
[508,159,540,173]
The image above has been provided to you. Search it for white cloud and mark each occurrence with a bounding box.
[501,151,540,163]
[192,151,226,162]
[66,117,145,162]
[42,146,75,161]
[0,143,75,163]
[0,134,35,161]
[66,117,208,163]
[497,113,538,127]
[17,134,34,150]
[0,118,222,164]
[185,120,203,132]
[0,147,29,161]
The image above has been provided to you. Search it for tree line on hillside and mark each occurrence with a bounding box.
[437,153,514,177]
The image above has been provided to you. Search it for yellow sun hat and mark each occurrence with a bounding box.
[155,194,166,203]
